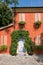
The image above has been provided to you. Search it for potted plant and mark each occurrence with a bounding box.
[34,21,41,28]
[18,21,25,28]
[18,21,25,25]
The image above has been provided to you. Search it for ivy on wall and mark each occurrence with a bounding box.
[10,30,34,56]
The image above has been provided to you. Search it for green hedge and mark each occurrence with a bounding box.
[10,43,18,56]
[24,38,34,55]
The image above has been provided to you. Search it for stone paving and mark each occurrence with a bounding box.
[0,54,43,65]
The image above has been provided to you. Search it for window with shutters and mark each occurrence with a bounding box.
[35,13,41,22]
[1,35,7,45]
[19,13,25,21]
[1,35,4,45]
[35,35,41,45]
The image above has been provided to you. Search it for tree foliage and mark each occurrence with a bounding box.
[0,0,18,6]
[0,0,19,27]
[0,2,13,27]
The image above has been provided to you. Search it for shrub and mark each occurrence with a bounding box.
[24,38,34,55]
[10,48,17,56]
[10,43,18,56]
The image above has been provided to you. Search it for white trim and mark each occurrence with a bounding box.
[1,36,4,45]
[1,35,7,45]
[19,13,25,21]
[35,13,41,22]
[35,35,41,45]
[4,35,7,45]
[0,23,13,30]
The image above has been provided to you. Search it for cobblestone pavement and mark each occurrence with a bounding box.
[0,54,43,65]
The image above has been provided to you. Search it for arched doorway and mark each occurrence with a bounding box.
[10,30,32,56]
[17,39,26,54]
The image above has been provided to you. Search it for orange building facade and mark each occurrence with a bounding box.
[0,7,43,54]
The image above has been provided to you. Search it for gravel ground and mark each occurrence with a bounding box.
[0,54,43,65]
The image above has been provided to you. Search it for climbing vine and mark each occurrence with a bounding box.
[10,30,34,56]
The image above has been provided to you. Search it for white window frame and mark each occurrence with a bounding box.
[4,35,7,45]
[35,13,41,22]
[1,35,7,45]
[19,13,25,21]
[1,35,4,45]
[35,35,41,45]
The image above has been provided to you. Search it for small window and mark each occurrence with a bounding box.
[35,35,41,45]
[1,35,7,45]
[35,13,41,22]
[1,35,4,45]
[4,35,7,45]
[19,13,25,21]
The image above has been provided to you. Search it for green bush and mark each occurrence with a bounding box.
[35,45,43,50]
[10,43,18,56]
[18,21,25,25]
[10,48,17,56]
[24,39,34,55]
